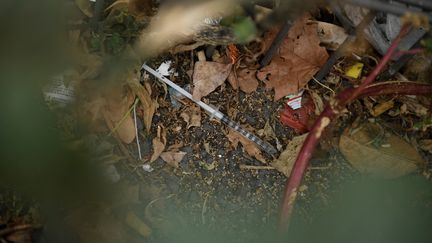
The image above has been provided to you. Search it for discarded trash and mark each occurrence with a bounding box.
[142,64,277,156]
[142,164,154,172]
[44,75,76,104]
[345,62,364,79]
[156,60,173,77]
[286,90,304,110]
[280,93,315,134]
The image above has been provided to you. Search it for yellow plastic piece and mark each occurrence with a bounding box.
[345,62,364,79]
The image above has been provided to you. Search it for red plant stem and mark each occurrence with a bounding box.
[278,25,417,230]
[359,81,432,98]
[393,48,425,58]
[348,25,409,102]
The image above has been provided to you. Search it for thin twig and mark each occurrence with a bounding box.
[312,77,335,95]
[109,98,139,136]
[239,164,276,170]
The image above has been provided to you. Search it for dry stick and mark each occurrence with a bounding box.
[278,25,415,230]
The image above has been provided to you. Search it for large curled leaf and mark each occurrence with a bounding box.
[340,123,425,179]
[257,13,328,100]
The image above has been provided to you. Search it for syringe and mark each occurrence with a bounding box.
[142,64,278,157]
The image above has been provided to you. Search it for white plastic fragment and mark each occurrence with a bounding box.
[156,61,173,77]
[286,90,304,110]
[142,164,154,172]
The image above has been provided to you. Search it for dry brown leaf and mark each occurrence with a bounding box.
[309,89,325,115]
[128,0,154,17]
[258,14,328,100]
[228,68,259,93]
[272,134,308,177]
[5,228,32,243]
[371,100,394,117]
[180,104,201,128]
[160,151,187,168]
[128,81,158,132]
[125,212,152,238]
[340,123,425,178]
[398,96,429,117]
[192,61,232,100]
[103,93,136,144]
[316,21,348,50]
[136,1,237,55]
[419,139,432,153]
[150,126,166,163]
[65,207,129,243]
[257,121,277,140]
[75,0,93,17]
[226,129,266,164]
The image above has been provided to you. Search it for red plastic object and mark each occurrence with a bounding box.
[279,94,315,133]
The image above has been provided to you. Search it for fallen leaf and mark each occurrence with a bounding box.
[419,139,432,153]
[103,92,136,144]
[128,0,154,17]
[308,89,325,115]
[226,128,266,164]
[137,1,237,55]
[129,81,159,132]
[150,125,166,162]
[65,207,129,243]
[272,134,308,177]
[75,0,93,17]
[316,21,348,50]
[258,14,328,100]
[340,123,425,178]
[79,53,103,80]
[192,61,232,100]
[227,68,259,93]
[199,161,216,170]
[5,227,32,243]
[237,68,258,94]
[160,151,186,168]
[371,100,394,117]
[180,104,201,128]
[257,121,277,140]
[167,141,184,151]
[125,212,152,238]
[398,96,429,117]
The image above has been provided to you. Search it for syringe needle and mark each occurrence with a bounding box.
[142,64,278,156]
